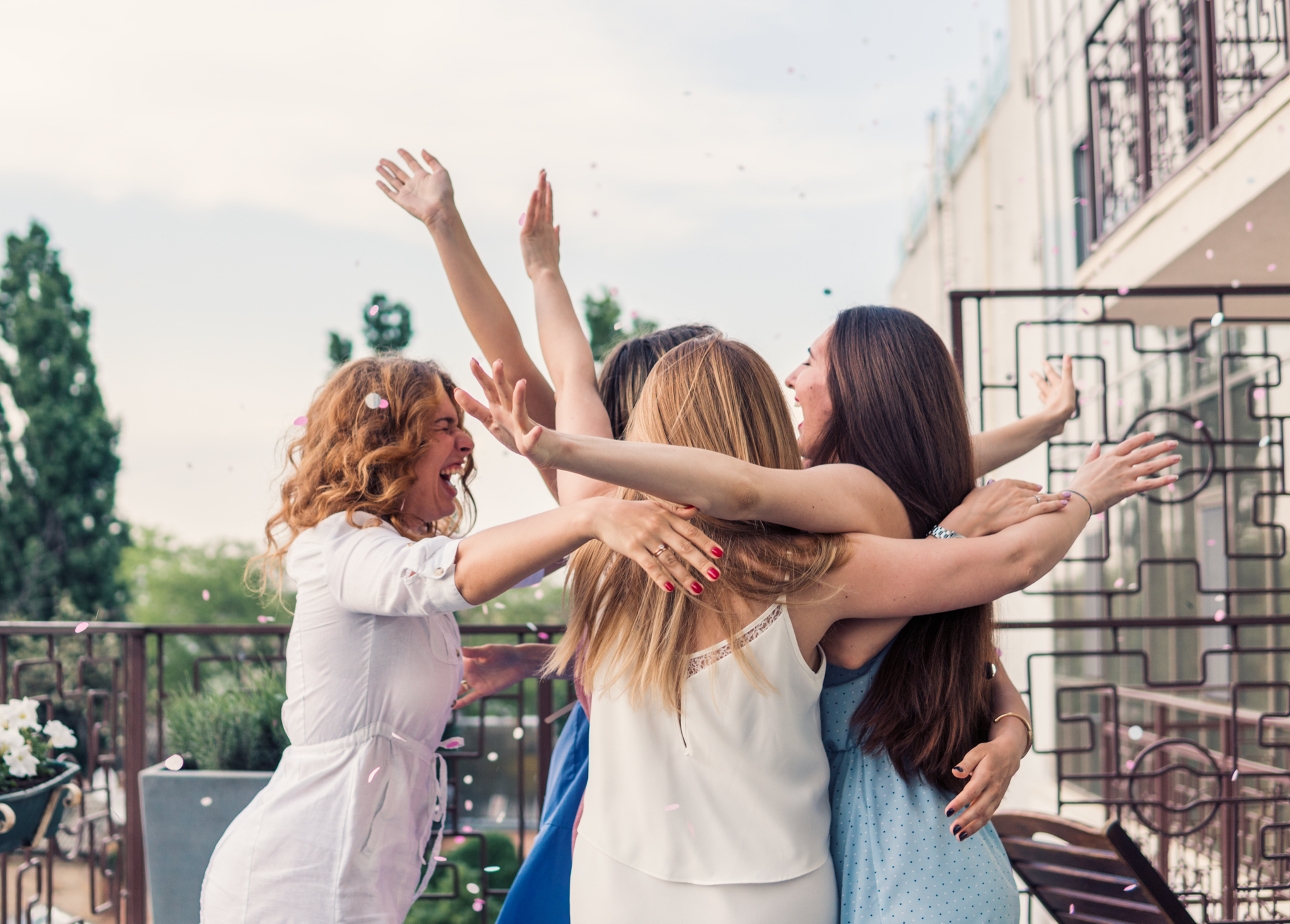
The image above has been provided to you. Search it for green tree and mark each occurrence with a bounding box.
[0,222,128,620]
[583,287,658,361]
[327,293,413,367]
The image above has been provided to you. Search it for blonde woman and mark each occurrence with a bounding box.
[199,356,723,924]
[462,339,1177,923]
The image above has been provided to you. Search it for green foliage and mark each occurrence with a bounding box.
[328,331,354,368]
[363,293,413,354]
[407,833,519,924]
[0,222,129,620]
[582,287,658,361]
[453,576,566,627]
[166,671,289,771]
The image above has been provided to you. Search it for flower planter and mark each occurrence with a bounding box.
[139,763,272,924]
[0,760,81,854]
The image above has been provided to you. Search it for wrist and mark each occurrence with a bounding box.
[528,265,563,284]
[939,509,982,538]
[992,712,1032,757]
[423,203,462,236]
[1036,408,1069,440]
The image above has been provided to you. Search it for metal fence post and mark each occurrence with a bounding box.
[123,630,148,924]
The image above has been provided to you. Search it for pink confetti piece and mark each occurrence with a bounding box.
[537,631,550,640]
[687,821,695,839]
[1232,279,1242,289]
[1246,221,1254,232]
[434,855,448,862]
[257,615,275,623]
[1255,388,1267,399]
[202,589,210,601]
[1207,539,1216,546]
[378,399,389,409]
[663,803,680,812]
[75,622,90,633]
[1114,578,1125,588]
[1215,610,1227,622]
[1194,419,1205,429]
[454,836,465,844]
[1070,904,1075,914]
[1126,759,1136,770]
[518,212,526,226]
[369,304,380,316]
[461,825,474,833]
[473,899,485,912]
[367,767,380,783]
[1117,286,1129,296]
[1269,264,1278,273]
[293,416,308,427]
[442,736,465,750]
[164,754,184,771]
[1206,248,1214,259]
[1124,883,1137,891]
[391,732,404,741]
[1232,769,1240,781]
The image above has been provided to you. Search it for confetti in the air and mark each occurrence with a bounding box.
[1255,388,1267,399]
[1271,264,1279,273]
[435,855,448,862]
[1118,286,1129,296]
[1114,578,1124,588]
[1070,905,1076,914]
[294,416,308,427]
[485,865,501,872]
[365,393,382,409]
[75,622,90,633]
[1126,759,1136,770]
[1206,249,1215,259]
[526,622,539,633]
[1260,435,1272,447]
[202,589,210,601]
[442,737,465,750]
[1215,609,1227,621]
[518,212,526,226]
[537,631,550,640]
[664,803,680,812]
[378,399,389,409]
[369,304,379,316]
[823,288,832,296]
[1207,539,1216,546]
[257,615,275,623]
[200,796,213,807]
[512,727,524,740]
[1124,883,1137,891]
[367,767,380,783]
[1246,221,1254,232]
[464,799,473,810]
[1232,279,1242,288]
[1212,311,1225,326]
[1232,769,1240,781]
[1128,725,1143,740]
[466,883,480,895]
[487,751,498,762]
[1194,419,1205,429]
[472,899,485,912]
[164,754,184,771]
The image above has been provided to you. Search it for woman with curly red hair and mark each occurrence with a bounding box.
[200,355,723,924]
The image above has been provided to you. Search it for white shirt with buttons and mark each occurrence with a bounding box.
[202,510,469,924]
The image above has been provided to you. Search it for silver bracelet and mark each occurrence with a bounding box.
[927,524,965,539]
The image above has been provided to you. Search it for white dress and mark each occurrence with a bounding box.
[201,511,468,924]
[570,601,838,924]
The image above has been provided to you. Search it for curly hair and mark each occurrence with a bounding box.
[250,355,476,592]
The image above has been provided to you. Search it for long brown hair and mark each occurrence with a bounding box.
[815,306,994,793]
[251,356,476,591]
[551,336,845,712]
[598,324,719,439]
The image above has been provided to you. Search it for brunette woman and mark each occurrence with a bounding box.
[199,356,723,924]
[465,337,1176,923]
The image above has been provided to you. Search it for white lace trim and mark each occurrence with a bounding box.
[686,604,783,678]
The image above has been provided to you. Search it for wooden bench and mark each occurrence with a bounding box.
[994,811,1196,923]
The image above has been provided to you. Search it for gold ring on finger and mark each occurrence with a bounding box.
[651,544,668,557]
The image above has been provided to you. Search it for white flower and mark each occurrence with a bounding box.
[0,703,15,731]
[6,699,41,731]
[0,728,23,755]
[43,720,76,749]
[4,743,37,777]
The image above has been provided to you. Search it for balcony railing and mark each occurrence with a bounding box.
[1084,0,1289,242]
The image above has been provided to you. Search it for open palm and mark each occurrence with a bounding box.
[375,149,455,226]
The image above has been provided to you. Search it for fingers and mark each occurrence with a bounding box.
[420,150,443,174]
[1025,499,1068,518]
[521,189,539,234]
[1084,440,1102,463]
[454,387,493,425]
[469,357,503,407]
[492,359,516,401]
[461,646,496,658]
[1125,438,1178,464]
[1132,454,1182,478]
[1110,431,1155,456]
[1136,474,1179,492]
[397,148,426,176]
[377,158,410,186]
[1029,370,1050,401]
[376,180,398,200]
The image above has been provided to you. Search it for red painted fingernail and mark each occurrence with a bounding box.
[711,547,724,558]
[690,582,703,594]
[707,568,720,580]
[682,505,695,510]
[664,582,675,593]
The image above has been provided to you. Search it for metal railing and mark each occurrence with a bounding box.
[952,284,1290,921]
[1084,0,1289,241]
[0,621,571,924]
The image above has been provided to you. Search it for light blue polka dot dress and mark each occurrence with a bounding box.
[822,648,1019,923]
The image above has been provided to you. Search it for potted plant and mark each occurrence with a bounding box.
[0,698,81,853]
[140,674,288,924]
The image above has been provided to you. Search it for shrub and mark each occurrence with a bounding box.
[166,673,289,772]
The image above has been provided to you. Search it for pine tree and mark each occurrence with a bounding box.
[0,222,128,620]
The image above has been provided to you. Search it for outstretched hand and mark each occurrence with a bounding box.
[455,358,555,466]
[520,170,561,279]
[375,149,456,228]
[944,723,1027,840]
[1067,432,1180,513]
[1031,355,1077,436]
[942,479,1068,538]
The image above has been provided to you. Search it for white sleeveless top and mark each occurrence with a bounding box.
[577,602,832,885]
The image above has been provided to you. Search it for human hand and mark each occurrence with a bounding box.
[520,170,561,279]
[940,479,1068,537]
[375,149,457,229]
[580,497,722,595]
[455,358,554,466]
[1067,432,1180,513]
[944,719,1028,840]
[1030,355,1077,438]
[455,644,553,708]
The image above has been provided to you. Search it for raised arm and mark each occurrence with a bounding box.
[519,171,616,504]
[375,148,557,430]
[972,356,1076,477]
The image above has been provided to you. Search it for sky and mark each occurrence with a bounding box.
[0,0,1008,544]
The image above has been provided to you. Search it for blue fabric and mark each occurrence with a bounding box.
[823,650,1019,923]
[496,702,588,924]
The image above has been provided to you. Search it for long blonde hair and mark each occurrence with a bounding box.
[551,336,845,713]
[251,356,475,591]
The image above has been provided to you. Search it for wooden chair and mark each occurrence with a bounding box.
[994,811,1196,923]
